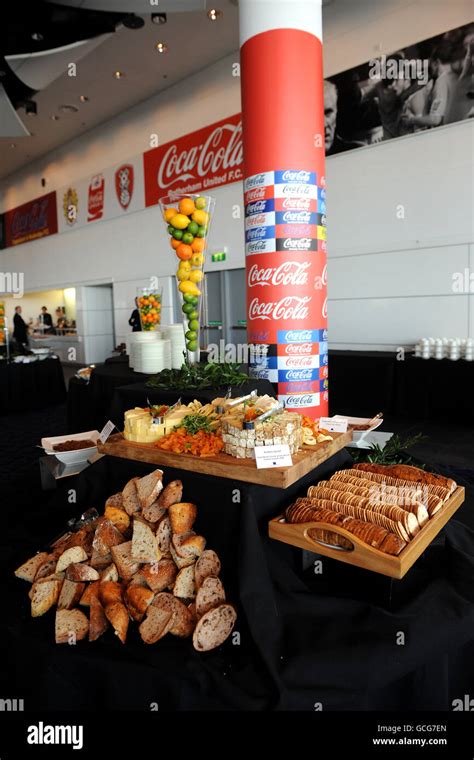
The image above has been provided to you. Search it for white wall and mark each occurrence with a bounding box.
[0,0,473,352]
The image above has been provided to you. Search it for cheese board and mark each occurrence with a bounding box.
[97,429,353,489]
[268,486,465,578]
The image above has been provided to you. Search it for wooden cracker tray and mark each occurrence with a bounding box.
[97,429,352,489]
[269,486,465,578]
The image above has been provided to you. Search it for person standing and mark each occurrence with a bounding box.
[13,306,28,347]
[39,306,54,333]
[128,298,142,332]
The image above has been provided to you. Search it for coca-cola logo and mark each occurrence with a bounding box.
[314,263,327,291]
[246,214,268,227]
[285,357,313,368]
[281,170,311,182]
[157,121,242,189]
[285,369,313,380]
[323,391,328,401]
[245,173,265,189]
[248,261,310,288]
[249,296,311,321]
[246,187,266,202]
[246,241,269,253]
[285,395,314,406]
[246,200,267,215]
[285,330,312,342]
[322,297,328,319]
[281,197,311,210]
[281,211,311,224]
[282,184,310,195]
[285,343,313,355]
[322,366,328,378]
[283,238,313,250]
[321,214,327,226]
[246,227,269,240]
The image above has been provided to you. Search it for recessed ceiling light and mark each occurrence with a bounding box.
[60,104,79,113]
[79,95,89,103]
[10,143,16,148]
[155,42,168,53]
[50,115,60,121]
[151,13,167,25]
[207,9,223,20]
[31,32,43,41]
[114,70,125,79]
[123,14,145,30]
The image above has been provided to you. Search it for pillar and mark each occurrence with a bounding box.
[240,0,328,419]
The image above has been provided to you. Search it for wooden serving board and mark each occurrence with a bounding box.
[97,430,353,489]
[269,486,465,578]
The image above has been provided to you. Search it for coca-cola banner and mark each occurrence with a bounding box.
[4,192,58,247]
[241,22,327,419]
[143,113,243,206]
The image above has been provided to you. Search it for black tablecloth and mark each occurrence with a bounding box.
[0,358,66,415]
[108,380,277,429]
[329,352,474,421]
[67,360,149,433]
[2,452,474,711]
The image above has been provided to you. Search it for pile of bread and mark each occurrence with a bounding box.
[286,463,457,556]
[14,470,236,651]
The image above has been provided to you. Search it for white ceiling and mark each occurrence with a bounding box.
[0,0,239,180]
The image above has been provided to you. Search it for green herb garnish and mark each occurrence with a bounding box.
[146,361,248,391]
[182,414,216,435]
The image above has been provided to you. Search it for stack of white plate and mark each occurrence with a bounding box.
[161,324,186,368]
[129,331,160,370]
[134,339,166,374]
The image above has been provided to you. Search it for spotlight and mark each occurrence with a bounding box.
[151,13,167,25]
[207,9,223,21]
[155,42,168,53]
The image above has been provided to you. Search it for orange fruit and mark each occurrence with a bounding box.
[176,243,193,261]
[171,238,181,250]
[164,208,178,222]
[191,237,205,253]
[178,197,195,216]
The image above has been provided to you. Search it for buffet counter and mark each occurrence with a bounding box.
[30,334,85,364]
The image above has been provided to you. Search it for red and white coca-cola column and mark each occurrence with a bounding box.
[240,0,328,419]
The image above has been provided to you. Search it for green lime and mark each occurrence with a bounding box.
[167,224,175,235]
[185,330,197,340]
[187,340,197,352]
[188,319,199,331]
[195,197,206,210]
[187,221,199,235]
[172,228,183,240]
[188,309,199,320]
[182,232,194,245]
[196,225,207,238]
[190,295,199,306]
[182,303,193,314]
[183,294,195,303]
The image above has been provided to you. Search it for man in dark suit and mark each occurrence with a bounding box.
[128,298,142,332]
[13,305,28,347]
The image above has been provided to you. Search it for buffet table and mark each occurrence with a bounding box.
[3,451,474,710]
[0,357,66,415]
[329,351,474,421]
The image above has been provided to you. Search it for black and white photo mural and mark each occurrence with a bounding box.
[324,22,474,155]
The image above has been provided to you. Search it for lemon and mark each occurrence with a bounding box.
[178,260,192,272]
[191,209,209,226]
[170,213,190,230]
[179,281,201,296]
[189,269,204,283]
[191,252,204,267]
[177,269,191,282]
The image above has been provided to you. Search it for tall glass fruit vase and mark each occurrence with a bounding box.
[159,194,216,364]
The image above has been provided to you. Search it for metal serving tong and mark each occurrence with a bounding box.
[147,396,182,425]
[216,389,257,415]
[243,400,284,430]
